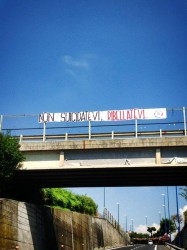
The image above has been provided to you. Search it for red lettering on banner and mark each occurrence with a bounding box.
[133,109,146,119]
[127,110,132,120]
[108,111,112,120]
[138,109,145,119]
[39,108,166,123]
[120,110,126,120]
[133,109,137,119]
[113,111,118,120]
[108,111,119,120]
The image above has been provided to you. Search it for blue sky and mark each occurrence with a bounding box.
[1,0,187,234]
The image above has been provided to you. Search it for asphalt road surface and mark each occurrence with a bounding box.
[110,244,168,250]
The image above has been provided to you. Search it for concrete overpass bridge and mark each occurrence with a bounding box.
[0,107,186,199]
[13,135,187,189]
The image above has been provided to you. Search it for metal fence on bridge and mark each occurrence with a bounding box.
[0,107,186,142]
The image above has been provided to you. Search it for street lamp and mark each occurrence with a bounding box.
[161,193,167,233]
[158,211,161,236]
[125,215,128,232]
[117,202,120,229]
[104,187,106,209]
[103,187,106,218]
[145,216,148,227]
[158,211,161,222]
[131,219,133,232]
[176,186,181,246]
[167,187,171,241]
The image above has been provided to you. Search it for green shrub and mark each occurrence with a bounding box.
[0,133,25,180]
[41,188,98,215]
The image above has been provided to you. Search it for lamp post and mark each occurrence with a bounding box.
[161,193,167,234]
[131,219,133,232]
[117,202,120,229]
[103,187,106,218]
[125,215,128,232]
[145,216,148,227]
[167,187,171,242]
[158,211,161,236]
[0,115,3,133]
[176,186,181,247]
[158,211,161,222]
[104,187,106,209]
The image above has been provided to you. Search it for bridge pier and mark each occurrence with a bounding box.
[155,148,161,164]
[59,151,64,167]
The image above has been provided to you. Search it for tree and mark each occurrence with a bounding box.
[147,227,156,237]
[0,133,25,196]
[171,214,183,230]
[0,133,25,192]
[180,186,187,201]
[130,231,149,239]
[159,218,176,236]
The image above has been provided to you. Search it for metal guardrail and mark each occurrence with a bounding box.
[16,129,187,142]
[165,242,185,250]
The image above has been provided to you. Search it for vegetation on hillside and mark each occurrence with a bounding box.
[41,188,98,216]
[130,231,149,239]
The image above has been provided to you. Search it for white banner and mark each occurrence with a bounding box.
[39,108,167,123]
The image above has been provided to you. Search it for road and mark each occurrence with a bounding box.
[109,244,168,250]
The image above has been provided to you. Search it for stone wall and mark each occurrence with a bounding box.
[0,199,129,250]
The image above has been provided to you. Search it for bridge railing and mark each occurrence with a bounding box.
[13,129,186,142]
[0,107,187,141]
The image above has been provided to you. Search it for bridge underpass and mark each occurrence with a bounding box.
[2,110,187,249]
[10,136,187,203]
[13,164,187,188]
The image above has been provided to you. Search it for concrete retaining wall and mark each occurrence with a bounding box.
[172,212,187,249]
[172,225,187,249]
[0,199,46,250]
[0,199,129,250]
